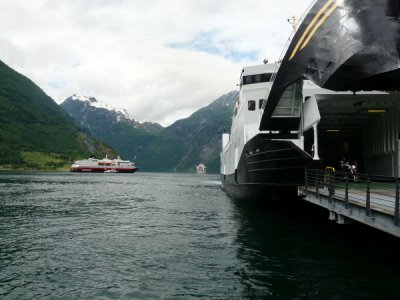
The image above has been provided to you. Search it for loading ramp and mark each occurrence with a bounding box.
[298,169,400,238]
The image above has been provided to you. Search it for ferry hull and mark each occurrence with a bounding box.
[221,134,320,201]
[221,178,298,201]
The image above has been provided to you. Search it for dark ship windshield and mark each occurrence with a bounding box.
[242,73,273,86]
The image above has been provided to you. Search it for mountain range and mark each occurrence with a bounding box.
[0,60,116,169]
[61,91,238,173]
[0,58,238,172]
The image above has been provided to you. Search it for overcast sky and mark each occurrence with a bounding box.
[0,0,311,126]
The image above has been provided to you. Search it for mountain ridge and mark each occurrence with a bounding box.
[63,94,163,130]
[61,90,238,173]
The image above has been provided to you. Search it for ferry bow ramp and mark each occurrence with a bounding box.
[262,0,400,130]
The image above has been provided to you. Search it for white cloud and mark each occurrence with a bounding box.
[0,0,310,126]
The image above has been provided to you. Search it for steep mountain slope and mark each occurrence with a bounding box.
[61,95,163,161]
[139,91,238,173]
[0,60,116,169]
[61,91,238,173]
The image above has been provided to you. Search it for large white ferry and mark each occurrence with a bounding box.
[71,155,138,173]
[220,63,321,199]
[221,0,400,200]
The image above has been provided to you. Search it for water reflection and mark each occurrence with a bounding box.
[230,197,400,299]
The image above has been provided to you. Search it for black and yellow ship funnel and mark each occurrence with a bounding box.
[260,0,400,130]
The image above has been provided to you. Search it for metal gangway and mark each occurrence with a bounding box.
[298,169,400,238]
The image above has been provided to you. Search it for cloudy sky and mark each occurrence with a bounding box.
[0,0,311,126]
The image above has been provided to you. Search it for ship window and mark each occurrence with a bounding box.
[248,100,256,111]
[259,99,265,109]
[242,73,273,85]
[243,76,252,85]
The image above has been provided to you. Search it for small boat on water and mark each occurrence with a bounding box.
[196,164,207,175]
[70,155,138,173]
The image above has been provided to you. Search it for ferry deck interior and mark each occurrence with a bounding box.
[303,92,400,177]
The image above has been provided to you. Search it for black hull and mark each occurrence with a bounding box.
[221,178,298,202]
[221,134,320,201]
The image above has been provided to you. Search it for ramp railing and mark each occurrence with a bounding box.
[304,168,400,226]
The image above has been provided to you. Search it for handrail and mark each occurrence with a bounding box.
[304,168,400,226]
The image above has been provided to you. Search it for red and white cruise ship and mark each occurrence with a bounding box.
[70,155,138,173]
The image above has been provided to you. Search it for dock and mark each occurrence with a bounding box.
[298,169,400,238]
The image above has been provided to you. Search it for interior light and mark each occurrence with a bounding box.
[368,109,386,113]
[326,129,341,132]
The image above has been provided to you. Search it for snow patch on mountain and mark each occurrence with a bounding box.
[62,94,163,131]
[70,94,132,121]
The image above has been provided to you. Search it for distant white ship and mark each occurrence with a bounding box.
[196,164,206,175]
[71,155,138,173]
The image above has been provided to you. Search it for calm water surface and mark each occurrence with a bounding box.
[1,172,400,299]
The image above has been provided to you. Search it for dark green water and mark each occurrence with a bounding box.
[1,172,400,299]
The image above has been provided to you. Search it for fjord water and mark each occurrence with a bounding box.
[1,172,400,299]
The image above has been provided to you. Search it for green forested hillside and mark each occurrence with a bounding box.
[135,91,238,173]
[0,60,116,169]
[62,91,237,173]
